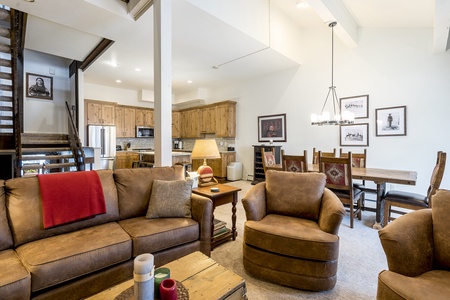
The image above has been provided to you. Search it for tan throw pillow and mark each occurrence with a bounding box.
[146,179,192,219]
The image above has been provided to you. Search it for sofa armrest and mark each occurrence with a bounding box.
[378,209,433,276]
[190,193,213,257]
[242,182,267,221]
[318,188,346,235]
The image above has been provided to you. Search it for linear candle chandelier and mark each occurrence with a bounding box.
[311,21,354,125]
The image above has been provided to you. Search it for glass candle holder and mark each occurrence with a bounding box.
[154,267,170,299]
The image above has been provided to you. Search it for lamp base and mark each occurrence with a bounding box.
[197,164,218,186]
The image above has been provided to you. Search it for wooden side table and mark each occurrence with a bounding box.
[192,183,241,250]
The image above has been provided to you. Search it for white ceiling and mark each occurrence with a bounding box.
[1,0,447,97]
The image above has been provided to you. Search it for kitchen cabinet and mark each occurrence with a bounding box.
[215,101,236,138]
[200,106,216,133]
[135,108,154,127]
[192,152,236,178]
[181,108,201,138]
[115,106,136,138]
[172,111,181,138]
[115,151,140,169]
[86,101,115,125]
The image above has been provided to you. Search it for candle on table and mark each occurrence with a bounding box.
[154,267,170,298]
[160,278,177,300]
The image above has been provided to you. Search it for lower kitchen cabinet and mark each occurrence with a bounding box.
[115,152,140,169]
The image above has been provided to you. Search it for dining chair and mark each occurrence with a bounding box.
[318,151,364,228]
[312,147,336,164]
[261,147,283,173]
[382,151,446,227]
[282,150,308,172]
[339,149,373,207]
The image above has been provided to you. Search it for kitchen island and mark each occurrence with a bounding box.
[139,151,192,166]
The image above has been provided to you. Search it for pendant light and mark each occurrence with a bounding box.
[311,21,354,125]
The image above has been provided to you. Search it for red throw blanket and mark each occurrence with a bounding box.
[37,171,106,229]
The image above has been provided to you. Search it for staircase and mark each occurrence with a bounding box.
[0,6,13,136]
[21,133,78,176]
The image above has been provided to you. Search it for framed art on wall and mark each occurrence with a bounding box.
[340,95,369,119]
[340,123,369,146]
[26,73,53,100]
[258,113,287,142]
[375,106,406,136]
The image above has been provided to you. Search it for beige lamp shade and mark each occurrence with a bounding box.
[191,139,221,161]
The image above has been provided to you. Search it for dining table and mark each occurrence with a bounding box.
[307,164,418,229]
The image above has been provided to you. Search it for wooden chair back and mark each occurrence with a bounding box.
[312,147,336,164]
[427,151,446,205]
[282,150,308,172]
[261,147,281,173]
[340,148,367,168]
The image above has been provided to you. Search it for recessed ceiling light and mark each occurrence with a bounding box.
[187,80,192,84]
[296,1,308,9]
[109,61,117,67]
[135,68,141,72]
[116,80,122,83]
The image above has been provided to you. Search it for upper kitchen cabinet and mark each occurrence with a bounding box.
[172,111,181,138]
[116,106,136,138]
[181,108,201,138]
[215,101,236,138]
[136,108,154,127]
[200,106,216,134]
[85,100,115,125]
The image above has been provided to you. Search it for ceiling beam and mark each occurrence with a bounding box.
[433,0,450,53]
[306,0,359,48]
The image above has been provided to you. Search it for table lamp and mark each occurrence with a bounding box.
[191,139,221,186]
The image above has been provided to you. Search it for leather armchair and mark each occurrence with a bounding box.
[377,189,450,299]
[242,170,345,291]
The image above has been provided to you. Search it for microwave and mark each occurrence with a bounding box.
[136,126,154,138]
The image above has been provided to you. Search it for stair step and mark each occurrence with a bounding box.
[0,96,12,103]
[0,27,9,39]
[0,124,13,129]
[0,58,11,68]
[22,164,42,170]
[0,8,10,22]
[0,71,12,80]
[0,106,12,112]
[44,162,77,169]
[0,43,10,54]
[0,83,12,91]
[22,155,74,161]
[21,133,69,141]
[22,147,72,153]
[0,115,12,121]
[23,139,70,145]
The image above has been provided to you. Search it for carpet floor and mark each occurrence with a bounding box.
[210,180,387,300]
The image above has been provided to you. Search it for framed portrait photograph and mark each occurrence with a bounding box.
[375,106,406,136]
[340,94,369,119]
[340,123,369,146]
[258,113,287,142]
[26,73,53,100]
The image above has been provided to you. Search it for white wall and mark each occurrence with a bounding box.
[206,27,450,193]
[23,49,72,133]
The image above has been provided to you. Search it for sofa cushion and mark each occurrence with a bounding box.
[265,171,326,221]
[378,270,450,300]
[5,170,120,247]
[118,216,199,257]
[0,249,31,299]
[244,214,339,261]
[0,181,13,250]
[15,222,131,292]
[114,166,185,220]
[146,179,192,219]
[432,189,450,270]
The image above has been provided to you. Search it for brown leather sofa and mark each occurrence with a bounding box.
[377,189,450,299]
[242,170,345,291]
[0,166,213,300]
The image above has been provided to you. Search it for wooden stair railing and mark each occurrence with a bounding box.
[65,101,85,171]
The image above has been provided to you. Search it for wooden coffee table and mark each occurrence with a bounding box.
[192,184,242,250]
[86,251,247,300]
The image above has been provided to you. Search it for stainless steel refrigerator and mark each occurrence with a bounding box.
[87,125,116,170]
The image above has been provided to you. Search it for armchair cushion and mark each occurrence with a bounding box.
[431,189,450,269]
[265,171,326,221]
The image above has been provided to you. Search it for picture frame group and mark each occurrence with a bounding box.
[258,113,287,142]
